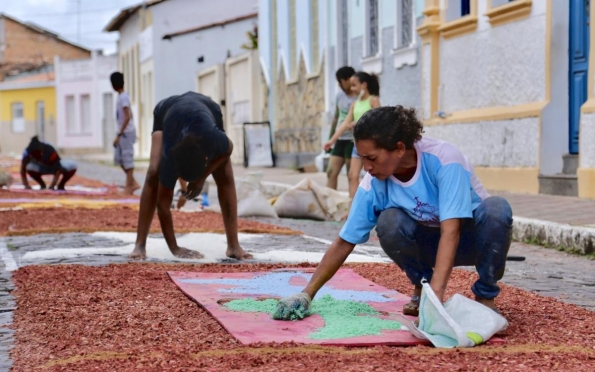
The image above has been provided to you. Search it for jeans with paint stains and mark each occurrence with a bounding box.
[376,196,513,300]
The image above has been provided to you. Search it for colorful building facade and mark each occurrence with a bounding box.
[418,0,581,196]
[262,0,594,197]
[0,70,56,155]
[260,0,425,168]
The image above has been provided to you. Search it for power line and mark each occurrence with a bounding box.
[16,6,122,18]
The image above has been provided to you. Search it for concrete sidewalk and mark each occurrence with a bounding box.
[74,158,595,255]
[233,167,595,255]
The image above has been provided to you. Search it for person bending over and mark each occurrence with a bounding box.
[130,91,252,260]
[275,106,512,319]
[20,136,77,191]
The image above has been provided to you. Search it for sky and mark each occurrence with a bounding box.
[0,0,142,55]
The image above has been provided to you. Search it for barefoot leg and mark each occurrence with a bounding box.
[124,168,140,195]
[129,245,147,260]
[226,246,253,260]
[170,246,205,259]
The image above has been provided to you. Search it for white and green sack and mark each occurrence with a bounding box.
[399,281,509,348]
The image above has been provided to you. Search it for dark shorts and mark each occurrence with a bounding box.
[26,160,77,175]
[330,140,354,159]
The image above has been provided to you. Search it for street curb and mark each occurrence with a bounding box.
[513,216,595,255]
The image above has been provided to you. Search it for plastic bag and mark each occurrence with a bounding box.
[408,281,509,348]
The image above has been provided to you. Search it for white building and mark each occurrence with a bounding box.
[104,0,259,158]
[257,0,425,168]
[54,52,118,154]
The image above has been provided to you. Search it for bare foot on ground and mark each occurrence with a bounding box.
[226,246,253,260]
[124,184,141,195]
[129,246,147,260]
[170,246,205,259]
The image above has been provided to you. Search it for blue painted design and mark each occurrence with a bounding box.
[179,272,397,303]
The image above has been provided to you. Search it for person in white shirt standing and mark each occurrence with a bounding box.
[111,72,140,195]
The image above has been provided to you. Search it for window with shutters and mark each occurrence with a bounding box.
[65,95,76,134]
[80,94,91,133]
[396,0,413,49]
[392,0,417,69]
[361,0,382,73]
[336,0,350,67]
[11,102,24,133]
[365,0,379,57]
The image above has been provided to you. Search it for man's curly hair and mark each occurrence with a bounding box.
[353,105,423,150]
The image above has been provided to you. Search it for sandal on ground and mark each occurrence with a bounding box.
[475,296,502,316]
[403,295,420,317]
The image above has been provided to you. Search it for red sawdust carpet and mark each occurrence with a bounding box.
[10,263,595,371]
[0,208,299,236]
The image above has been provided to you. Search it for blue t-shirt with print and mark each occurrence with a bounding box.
[339,137,490,245]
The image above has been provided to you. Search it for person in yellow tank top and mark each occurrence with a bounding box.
[324,71,381,199]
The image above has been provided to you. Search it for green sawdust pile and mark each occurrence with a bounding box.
[224,295,402,340]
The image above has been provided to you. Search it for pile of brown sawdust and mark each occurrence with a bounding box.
[0,208,299,236]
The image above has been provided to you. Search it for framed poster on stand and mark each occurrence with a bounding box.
[242,121,275,168]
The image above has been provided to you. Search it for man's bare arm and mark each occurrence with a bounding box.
[133,132,163,251]
[156,185,177,249]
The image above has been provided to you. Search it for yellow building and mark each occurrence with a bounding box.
[417,0,584,197]
[0,67,56,155]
